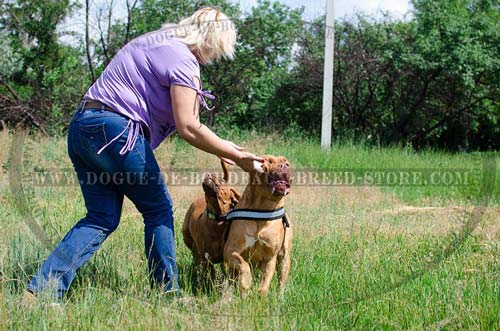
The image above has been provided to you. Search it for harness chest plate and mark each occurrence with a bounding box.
[207,207,290,228]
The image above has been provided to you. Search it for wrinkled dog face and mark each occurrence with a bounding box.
[202,173,239,215]
[254,156,291,198]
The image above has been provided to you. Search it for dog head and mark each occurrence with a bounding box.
[202,173,240,217]
[252,155,291,198]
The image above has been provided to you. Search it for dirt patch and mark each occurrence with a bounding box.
[292,189,499,244]
[288,187,335,209]
[288,186,399,242]
[331,186,399,210]
[170,186,200,210]
[338,206,499,241]
[474,208,500,240]
[287,186,397,213]
[371,205,472,216]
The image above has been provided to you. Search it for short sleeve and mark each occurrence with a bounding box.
[168,57,200,90]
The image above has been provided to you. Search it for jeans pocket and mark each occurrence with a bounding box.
[79,123,108,153]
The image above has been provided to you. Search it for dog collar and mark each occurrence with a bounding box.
[225,207,290,227]
[206,209,228,222]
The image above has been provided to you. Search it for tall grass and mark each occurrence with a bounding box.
[0,131,499,330]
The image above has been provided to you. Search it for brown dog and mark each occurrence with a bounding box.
[223,156,293,296]
[182,161,240,282]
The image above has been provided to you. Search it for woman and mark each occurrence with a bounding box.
[26,7,262,300]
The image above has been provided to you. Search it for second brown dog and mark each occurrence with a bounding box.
[182,161,240,283]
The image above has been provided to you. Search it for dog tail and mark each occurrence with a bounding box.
[221,160,229,182]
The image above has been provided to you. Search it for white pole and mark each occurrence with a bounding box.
[321,0,334,150]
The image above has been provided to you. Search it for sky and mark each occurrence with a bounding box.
[61,0,412,45]
[86,0,412,19]
[238,0,412,20]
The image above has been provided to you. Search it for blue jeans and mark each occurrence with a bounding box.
[27,108,178,299]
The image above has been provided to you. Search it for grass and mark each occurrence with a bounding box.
[0,129,499,330]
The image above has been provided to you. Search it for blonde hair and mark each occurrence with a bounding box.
[162,7,237,64]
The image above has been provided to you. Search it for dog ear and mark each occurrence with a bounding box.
[230,188,241,205]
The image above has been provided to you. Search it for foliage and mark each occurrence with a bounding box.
[0,0,499,150]
[279,0,500,150]
[0,33,23,78]
[0,0,88,133]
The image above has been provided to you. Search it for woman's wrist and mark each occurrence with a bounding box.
[226,149,244,165]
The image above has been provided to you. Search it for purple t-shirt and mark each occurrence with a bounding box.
[85,31,208,149]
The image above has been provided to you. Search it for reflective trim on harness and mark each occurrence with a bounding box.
[225,207,285,221]
[224,207,290,227]
[206,207,290,228]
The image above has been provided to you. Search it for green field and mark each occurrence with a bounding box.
[0,130,499,330]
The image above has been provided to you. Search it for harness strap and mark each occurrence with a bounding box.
[206,207,289,228]
[282,214,290,228]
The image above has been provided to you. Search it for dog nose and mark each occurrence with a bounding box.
[278,163,289,169]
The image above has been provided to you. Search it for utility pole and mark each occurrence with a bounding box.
[321,0,334,150]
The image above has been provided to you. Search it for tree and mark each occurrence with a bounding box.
[275,0,500,150]
[0,0,498,151]
[200,0,303,128]
[0,0,87,132]
[85,0,96,82]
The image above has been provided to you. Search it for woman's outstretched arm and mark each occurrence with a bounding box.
[171,84,263,172]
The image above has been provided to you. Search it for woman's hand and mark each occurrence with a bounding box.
[234,151,264,173]
[218,140,264,172]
